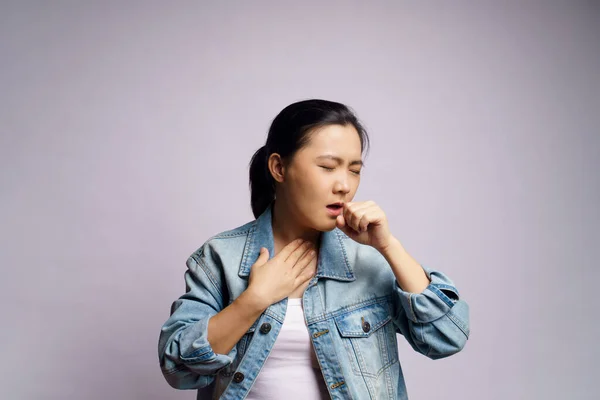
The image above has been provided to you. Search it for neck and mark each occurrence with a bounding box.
[271,199,321,250]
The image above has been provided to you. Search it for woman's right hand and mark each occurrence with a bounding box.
[247,239,317,309]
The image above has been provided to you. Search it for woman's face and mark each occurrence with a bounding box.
[274,124,363,232]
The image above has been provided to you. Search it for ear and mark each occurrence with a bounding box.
[267,153,286,183]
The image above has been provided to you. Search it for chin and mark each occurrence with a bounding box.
[315,219,338,232]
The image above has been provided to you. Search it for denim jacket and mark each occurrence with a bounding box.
[158,204,470,399]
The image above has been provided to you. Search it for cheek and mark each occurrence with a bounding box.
[287,173,322,206]
[316,176,336,195]
[292,175,313,193]
[349,177,360,196]
[296,170,326,192]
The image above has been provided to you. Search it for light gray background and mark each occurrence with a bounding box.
[1,1,598,399]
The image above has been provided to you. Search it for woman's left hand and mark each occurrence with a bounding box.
[335,201,393,252]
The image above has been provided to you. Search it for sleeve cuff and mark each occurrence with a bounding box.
[395,265,460,323]
[175,315,234,371]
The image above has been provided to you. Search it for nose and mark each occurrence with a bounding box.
[333,177,350,194]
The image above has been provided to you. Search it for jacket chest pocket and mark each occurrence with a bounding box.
[334,301,398,378]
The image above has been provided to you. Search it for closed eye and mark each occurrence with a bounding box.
[320,166,361,175]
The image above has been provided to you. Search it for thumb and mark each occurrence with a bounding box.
[336,215,351,233]
[255,247,269,265]
[336,215,356,238]
[336,214,345,229]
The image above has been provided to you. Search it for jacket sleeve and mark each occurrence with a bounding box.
[158,250,233,389]
[391,265,470,359]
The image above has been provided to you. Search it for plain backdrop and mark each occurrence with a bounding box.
[1,1,598,399]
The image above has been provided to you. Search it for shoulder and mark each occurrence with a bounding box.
[187,218,256,269]
[190,220,256,261]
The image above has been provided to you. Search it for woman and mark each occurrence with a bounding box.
[158,99,470,399]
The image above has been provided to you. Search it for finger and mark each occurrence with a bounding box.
[352,203,374,231]
[285,241,313,265]
[276,238,305,260]
[254,247,270,266]
[292,247,317,274]
[293,244,316,265]
[294,257,317,286]
[336,214,353,235]
[353,210,368,232]
[294,272,313,290]
[336,213,345,229]
[349,201,370,213]
[345,206,363,232]
[342,206,352,230]
[336,215,358,238]
[358,212,371,232]
[348,202,369,232]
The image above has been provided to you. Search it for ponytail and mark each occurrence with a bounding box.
[249,146,275,218]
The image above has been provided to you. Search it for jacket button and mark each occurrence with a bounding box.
[259,322,272,334]
[362,320,371,333]
[233,372,244,383]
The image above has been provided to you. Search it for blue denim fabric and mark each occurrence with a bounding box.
[158,204,470,399]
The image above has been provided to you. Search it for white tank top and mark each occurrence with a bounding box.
[245,297,330,399]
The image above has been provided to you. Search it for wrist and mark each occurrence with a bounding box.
[240,286,271,313]
[378,236,405,258]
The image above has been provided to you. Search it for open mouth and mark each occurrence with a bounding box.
[326,203,343,210]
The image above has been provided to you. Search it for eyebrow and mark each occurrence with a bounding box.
[316,155,363,167]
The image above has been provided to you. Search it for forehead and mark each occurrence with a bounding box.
[303,124,362,155]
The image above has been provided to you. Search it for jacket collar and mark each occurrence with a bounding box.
[238,202,356,281]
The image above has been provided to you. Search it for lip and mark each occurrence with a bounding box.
[326,202,344,217]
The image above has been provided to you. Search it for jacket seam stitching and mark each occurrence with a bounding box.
[238,223,257,277]
[192,254,224,303]
[335,230,354,279]
[307,294,392,324]
[446,309,470,338]
[408,293,417,322]
[212,229,251,239]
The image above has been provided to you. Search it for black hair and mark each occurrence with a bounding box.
[248,99,369,218]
